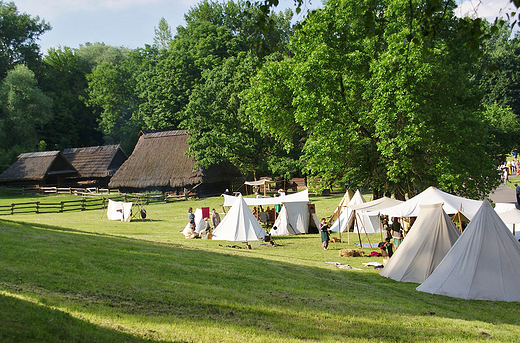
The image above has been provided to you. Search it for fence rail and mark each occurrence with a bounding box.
[0,190,176,216]
[0,197,108,216]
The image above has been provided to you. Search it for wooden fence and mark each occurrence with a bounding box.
[0,197,107,215]
[0,193,171,216]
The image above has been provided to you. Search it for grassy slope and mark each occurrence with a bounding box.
[0,192,519,342]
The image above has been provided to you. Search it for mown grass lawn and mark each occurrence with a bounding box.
[1,192,519,342]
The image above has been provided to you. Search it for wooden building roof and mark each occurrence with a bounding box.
[63,145,127,178]
[108,130,240,189]
[0,151,78,182]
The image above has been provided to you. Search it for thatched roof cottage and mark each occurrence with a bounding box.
[0,151,78,188]
[63,145,127,187]
[108,130,240,196]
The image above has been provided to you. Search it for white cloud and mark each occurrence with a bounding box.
[455,0,516,22]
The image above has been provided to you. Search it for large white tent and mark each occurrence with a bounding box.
[417,199,520,302]
[212,194,267,241]
[372,187,482,220]
[380,203,460,283]
[330,190,381,234]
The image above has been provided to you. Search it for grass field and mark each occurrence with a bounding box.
[1,191,519,342]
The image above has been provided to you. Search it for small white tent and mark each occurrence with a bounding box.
[212,194,267,241]
[380,203,460,283]
[270,201,315,235]
[107,199,132,222]
[270,204,297,236]
[417,199,520,302]
[182,208,205,236]
[330,190,380,233]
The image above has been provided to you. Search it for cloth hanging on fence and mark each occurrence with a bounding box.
[107,199,132,222]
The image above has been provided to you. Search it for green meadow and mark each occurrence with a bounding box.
[1,192,519,342]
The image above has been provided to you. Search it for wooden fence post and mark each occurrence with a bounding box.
[36,201,40,214]
[60,202,64,213]
[11,203,14,215]
[81,199,85,211]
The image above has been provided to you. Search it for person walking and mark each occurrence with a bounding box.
[319,218,331,250]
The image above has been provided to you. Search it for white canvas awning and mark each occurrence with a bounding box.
[370,187,482,220]
[348,196,403,212]
[244,179,277,186]
[223,189,309,207]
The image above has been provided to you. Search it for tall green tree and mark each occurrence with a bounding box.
[0,1,50,78]
[246,0,499,199]
[154,18,173,50]
[40,47,103,150]
[0,64,52,151]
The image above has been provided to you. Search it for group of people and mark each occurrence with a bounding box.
[380,215,415,258]
[499,159,520,184]
[184,207,221,239]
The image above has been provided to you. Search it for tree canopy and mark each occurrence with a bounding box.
[245,0,500,199]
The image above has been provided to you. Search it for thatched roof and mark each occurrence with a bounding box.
[0,151,78,182]
[108,130,240,189]
[63,145,127,178]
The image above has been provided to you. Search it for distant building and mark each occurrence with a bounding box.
[63,145,127,187]
[108,130,240,196]
[0,151,78,188]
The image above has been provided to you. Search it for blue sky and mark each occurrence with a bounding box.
[12,0,514,54]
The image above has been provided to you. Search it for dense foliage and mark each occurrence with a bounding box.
[0,0,518,199]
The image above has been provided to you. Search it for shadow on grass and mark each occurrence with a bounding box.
[1,218,519,342]
[0,293,188,343]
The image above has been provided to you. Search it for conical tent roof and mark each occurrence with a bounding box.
[212,194,267,241]
[330,190,365,233]
[331,189,355,222]
[417,199,520,302]
[380,203,460,283]
[270,204,297,236]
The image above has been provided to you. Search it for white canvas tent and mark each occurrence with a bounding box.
[380,203,460,283]
[270,201,317,235]
[372,186,482,220]
[107,199,132,222]
[270,204,297,235]
[181,208,205,236]
[494,203,520,239]
[330,190,380,234]
[417,199,520,302]
[212,194,267,241]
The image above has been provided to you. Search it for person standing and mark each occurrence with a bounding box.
[188,207,195,225]
[391,217,404,249]
[319,218,331,250]
[516,184,520,206]
[211,208,221,228]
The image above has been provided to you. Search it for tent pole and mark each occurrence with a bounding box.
[356,211,372,247]
[379,212,383,242]
[458,211,462,233]
[337,206,342,243]
[355,212,362,248]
